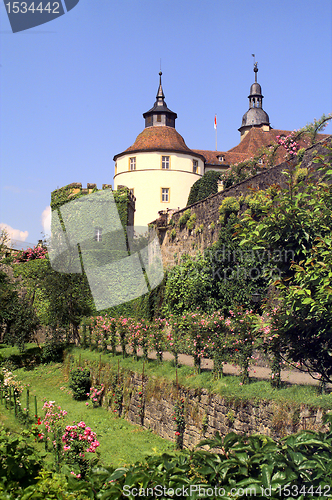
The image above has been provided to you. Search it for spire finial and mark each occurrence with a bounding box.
[252,54,258,83]
[157,70,165,100]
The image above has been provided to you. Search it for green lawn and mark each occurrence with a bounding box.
[6,362,174,467]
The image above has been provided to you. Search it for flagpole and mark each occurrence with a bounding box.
[214,114,217,151]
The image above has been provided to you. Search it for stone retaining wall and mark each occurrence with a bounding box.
[107,371,327,447]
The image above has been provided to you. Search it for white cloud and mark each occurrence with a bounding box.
[0,223,29,244]
[41,206,51,238]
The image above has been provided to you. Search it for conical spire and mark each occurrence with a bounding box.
[156,71,165,103]
[143,72,177,128]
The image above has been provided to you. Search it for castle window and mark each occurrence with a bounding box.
[193,160,198,174]
[161,188,169,202]
[129,157,136,171]
[94,228,102,242]
[157,115,161,122]
[162,156,170,169]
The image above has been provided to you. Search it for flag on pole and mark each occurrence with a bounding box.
[214,115,217,130]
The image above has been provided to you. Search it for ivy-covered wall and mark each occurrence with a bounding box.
[51,183,135,229]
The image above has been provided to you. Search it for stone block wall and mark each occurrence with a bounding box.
[107,371,327,448]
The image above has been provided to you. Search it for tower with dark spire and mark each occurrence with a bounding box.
[143,71,177,128]
[238,61,270,139]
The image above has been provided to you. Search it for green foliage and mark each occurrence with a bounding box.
[69,367,90,400]
[187,170,221,205]
[220,114,332,190]
[169,228,177,240]
[238,173,332,277]
[14,257,95,341]
[276,236,332,385]
[293,166,308,184]
[0,266,39,351]
[178,208,191,228]
[3,420,332,499]
[40,336,67,364]
[173,399,185,449]
[0,425,42,492]
[205,215,268,314]
[163,253,218,316]
[186,212,197,230]
[238,145,332,384]
[218,196,240,224]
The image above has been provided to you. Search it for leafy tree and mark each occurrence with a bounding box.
[0,267,39,350]
[207,214,269,314]
[13,256,95,342]
[163,253,217,316]
[277,236,332,386]
[237,144,332,384]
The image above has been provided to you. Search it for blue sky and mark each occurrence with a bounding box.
[1,0,331,247]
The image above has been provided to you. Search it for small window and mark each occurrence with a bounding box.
[157,115,161,122]
[129,157,136,171]
[161,188,169,202]
[218,156,224,162]
[258,158,263,165]
[94,228,102,242]
[162,156,170,169]
[193,160,198,174]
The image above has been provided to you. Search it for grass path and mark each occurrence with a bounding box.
[10,363,174,467]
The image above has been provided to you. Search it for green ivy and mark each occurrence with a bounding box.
[187,170,221,205]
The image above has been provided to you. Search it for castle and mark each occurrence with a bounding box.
[112,63,322,227]
[52,64,329,232]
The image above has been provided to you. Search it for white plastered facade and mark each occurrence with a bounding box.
[114,151,203,227]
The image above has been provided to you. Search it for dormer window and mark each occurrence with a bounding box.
[218,155,225,162]
[94,228,102,242]
[258,158,263,165]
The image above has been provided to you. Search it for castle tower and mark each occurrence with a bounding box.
[113,72,204,226]
[238,62,271,140]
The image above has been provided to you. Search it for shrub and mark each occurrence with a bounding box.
[293,167,308,184]
[178,209,191,228]
[186,213,197,230]
[218,197,240,224]
[69,367,90,400]
[41,340,66,364]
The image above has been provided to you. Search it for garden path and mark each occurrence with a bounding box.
[141,350,328,388]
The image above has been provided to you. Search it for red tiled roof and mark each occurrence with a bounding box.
[195,128,330,167]
[114,126,205,160]
[228,128,330,164]
[193,149,248,166]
